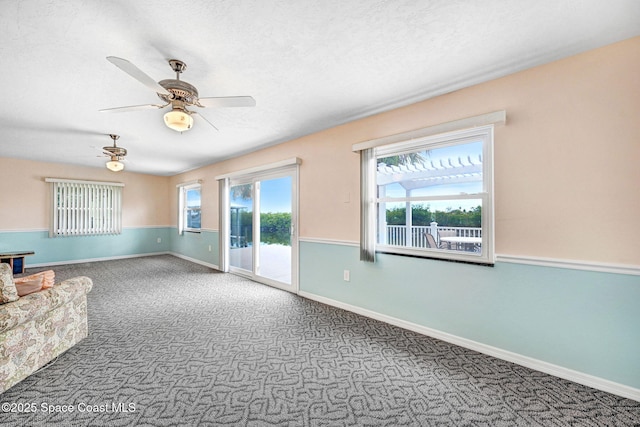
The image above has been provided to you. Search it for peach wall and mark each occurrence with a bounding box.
[0,158,171,229]
[3,37,636,265]
[492,38,639,263]
[171,37,640,265]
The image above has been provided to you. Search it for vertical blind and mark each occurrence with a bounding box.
[46,178,124,237]
[360,148,377,262]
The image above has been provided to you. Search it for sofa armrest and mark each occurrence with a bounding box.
[45,277,93,308]
[0,276,92,334]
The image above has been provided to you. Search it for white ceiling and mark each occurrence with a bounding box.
[1,0,639,176]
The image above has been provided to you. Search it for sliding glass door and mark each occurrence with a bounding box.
[227,167,297,292]
[229,183,253,272]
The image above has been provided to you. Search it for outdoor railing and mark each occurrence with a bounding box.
[385,223,482,248]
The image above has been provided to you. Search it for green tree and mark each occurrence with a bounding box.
[378,151,429,166]
[260,212,291,232]
[260,212,291,245]
[378,152,426,167]
[386,205,481,227]
[231,184,252,200]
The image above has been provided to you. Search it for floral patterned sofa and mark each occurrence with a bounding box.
[0,263,93,393]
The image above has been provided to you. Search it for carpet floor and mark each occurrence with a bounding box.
[1,255,639,426]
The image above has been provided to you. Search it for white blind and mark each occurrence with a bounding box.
[46,179,124,237]
[360,148,376,262]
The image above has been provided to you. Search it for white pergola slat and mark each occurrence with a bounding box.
[377,155,482,191]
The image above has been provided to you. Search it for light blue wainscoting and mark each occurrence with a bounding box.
[0,227,172,266]
[169,228,219,268]
[299,240,640,391]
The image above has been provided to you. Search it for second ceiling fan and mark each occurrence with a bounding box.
[100,56,256,132]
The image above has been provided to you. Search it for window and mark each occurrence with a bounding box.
[46,178,123,237]
[359,122,497,265]
[178,182,202,233]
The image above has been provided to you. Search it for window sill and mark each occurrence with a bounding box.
[376,246,494,267]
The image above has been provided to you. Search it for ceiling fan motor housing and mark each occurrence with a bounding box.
[158,79,199,105]
[103,134,127,159]
[103,146,127,158]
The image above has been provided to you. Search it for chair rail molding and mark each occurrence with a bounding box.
[496,254,640,276]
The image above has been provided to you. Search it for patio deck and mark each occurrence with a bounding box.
[229,243,292,284]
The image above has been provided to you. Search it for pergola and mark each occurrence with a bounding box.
[376,154,482,245]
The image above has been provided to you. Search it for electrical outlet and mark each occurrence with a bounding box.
[157,237,161,243]
[343,270,350,282]
[208,245,212,252]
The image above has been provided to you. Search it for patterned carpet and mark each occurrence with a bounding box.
[1,255,639,426]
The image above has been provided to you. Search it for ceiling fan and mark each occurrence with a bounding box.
[100,56,256,132]
[101,134,127,172]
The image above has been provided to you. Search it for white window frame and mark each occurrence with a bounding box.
[373,126,495,264]
[354,111,505,265]
[45,178,124,237]
[178,181,202,234]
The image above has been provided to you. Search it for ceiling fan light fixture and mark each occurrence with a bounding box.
[164,109,193,132]
[106,159,124,172]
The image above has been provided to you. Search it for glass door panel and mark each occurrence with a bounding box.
[256,176,292,285]
[229,183,253,273]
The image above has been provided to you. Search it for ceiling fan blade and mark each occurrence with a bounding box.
[191,112,219,131]
[197,96,256,108]
[99,103,166,113]
[106,56,171,96]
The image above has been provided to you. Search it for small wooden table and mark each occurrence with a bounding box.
[0,251,35,274]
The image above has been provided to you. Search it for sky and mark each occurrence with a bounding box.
[186,188,201,207]
[230,176,292,213]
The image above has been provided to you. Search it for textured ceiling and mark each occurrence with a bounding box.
[1,0,639,176]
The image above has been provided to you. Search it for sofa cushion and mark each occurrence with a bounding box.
[0,264,19,305]
[41,270,55,289]
[14,270,56,296]
[15,278,44,296]
[0,276,93,334]
[15,270,55,290]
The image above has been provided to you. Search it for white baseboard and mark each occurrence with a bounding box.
[28,252,220,271]
[28,252,172,268]
[169,252,220,271]
[298,291,640,402]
